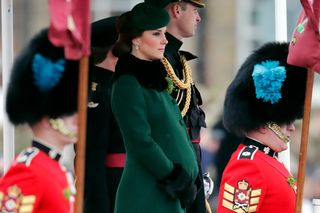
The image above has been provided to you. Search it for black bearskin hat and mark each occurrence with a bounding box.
[6,29,79,125]
[91,16,118,47]
[223,42,307,136]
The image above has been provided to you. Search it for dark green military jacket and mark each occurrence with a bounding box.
[111,54,198,213]
[85,65,125,213]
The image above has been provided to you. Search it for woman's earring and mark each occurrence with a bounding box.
[134,44,139,50]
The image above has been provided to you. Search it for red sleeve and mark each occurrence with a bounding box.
[217,158,267,212]
[0,164,42,212]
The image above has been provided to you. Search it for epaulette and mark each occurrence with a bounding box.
[237,145,258,160]
[16,147,39,167]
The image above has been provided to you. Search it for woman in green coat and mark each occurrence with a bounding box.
[111,3,199,213]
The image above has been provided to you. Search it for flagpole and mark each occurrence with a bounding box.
[275,0,291,171]
[295,69,314,213]
[1,0,15,173]
[75,56,89,213]
[47,0,90,211]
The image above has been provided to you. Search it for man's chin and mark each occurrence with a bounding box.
[183,32,195,38]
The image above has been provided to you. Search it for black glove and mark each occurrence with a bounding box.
[158,164,197,208]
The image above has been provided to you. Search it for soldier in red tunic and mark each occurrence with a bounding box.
[217,42,307,212]
[0,29,79,213]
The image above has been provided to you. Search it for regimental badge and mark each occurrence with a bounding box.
[0,185,36,212]
[62,172,76,212]
[263,147,270,155]
[87,101,99,108]
[16,148,39,166]
[222,180,261,213]
[87,82,99,108]
[287,176,297,193]
[91,82,98,92]
[63,172,76,199]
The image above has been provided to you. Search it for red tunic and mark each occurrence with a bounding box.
[0,147,75,213]
[217,144,296,213]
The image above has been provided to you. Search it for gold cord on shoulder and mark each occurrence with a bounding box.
[161,56,191,89]
[161,55,193,117]
[181,86,191,117]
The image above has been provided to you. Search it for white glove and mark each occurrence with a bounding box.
[203,172,214,199]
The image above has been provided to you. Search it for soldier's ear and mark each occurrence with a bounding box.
[170,3,181,18]
[30,117,52,134]
[258,125,268,134]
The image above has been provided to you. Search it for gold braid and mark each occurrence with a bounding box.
[182,84,192,117]
[161,56,191,89]
[161,55,193,117]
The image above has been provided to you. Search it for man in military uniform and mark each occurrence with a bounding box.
[217,42,307,212]
[144,0,211,212]
[84,17,125,213]
[0,29,79,213]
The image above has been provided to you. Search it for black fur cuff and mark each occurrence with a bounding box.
[158,164,197,208]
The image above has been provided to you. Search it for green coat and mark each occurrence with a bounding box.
[111,55,198,213]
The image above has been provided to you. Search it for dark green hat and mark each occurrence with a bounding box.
[145,0,205,8]
[127,2,170,31]
[91,16,118,47]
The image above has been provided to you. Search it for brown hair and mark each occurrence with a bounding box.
[91,45,113,64]
[166,2,188,11]
[112,13,143,57]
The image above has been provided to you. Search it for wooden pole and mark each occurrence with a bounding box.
[75,56,89,213]
[295,69,314,213]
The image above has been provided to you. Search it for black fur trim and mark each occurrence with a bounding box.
[113,54,168,91]
[6,29,79,125]
[158,164,197,208]
[223,42,307,136]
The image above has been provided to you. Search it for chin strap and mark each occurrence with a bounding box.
[49,118,77,140]
[266,122,290,143]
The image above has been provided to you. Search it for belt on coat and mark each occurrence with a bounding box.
[105,153,126,168]
[187,128,201,143]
